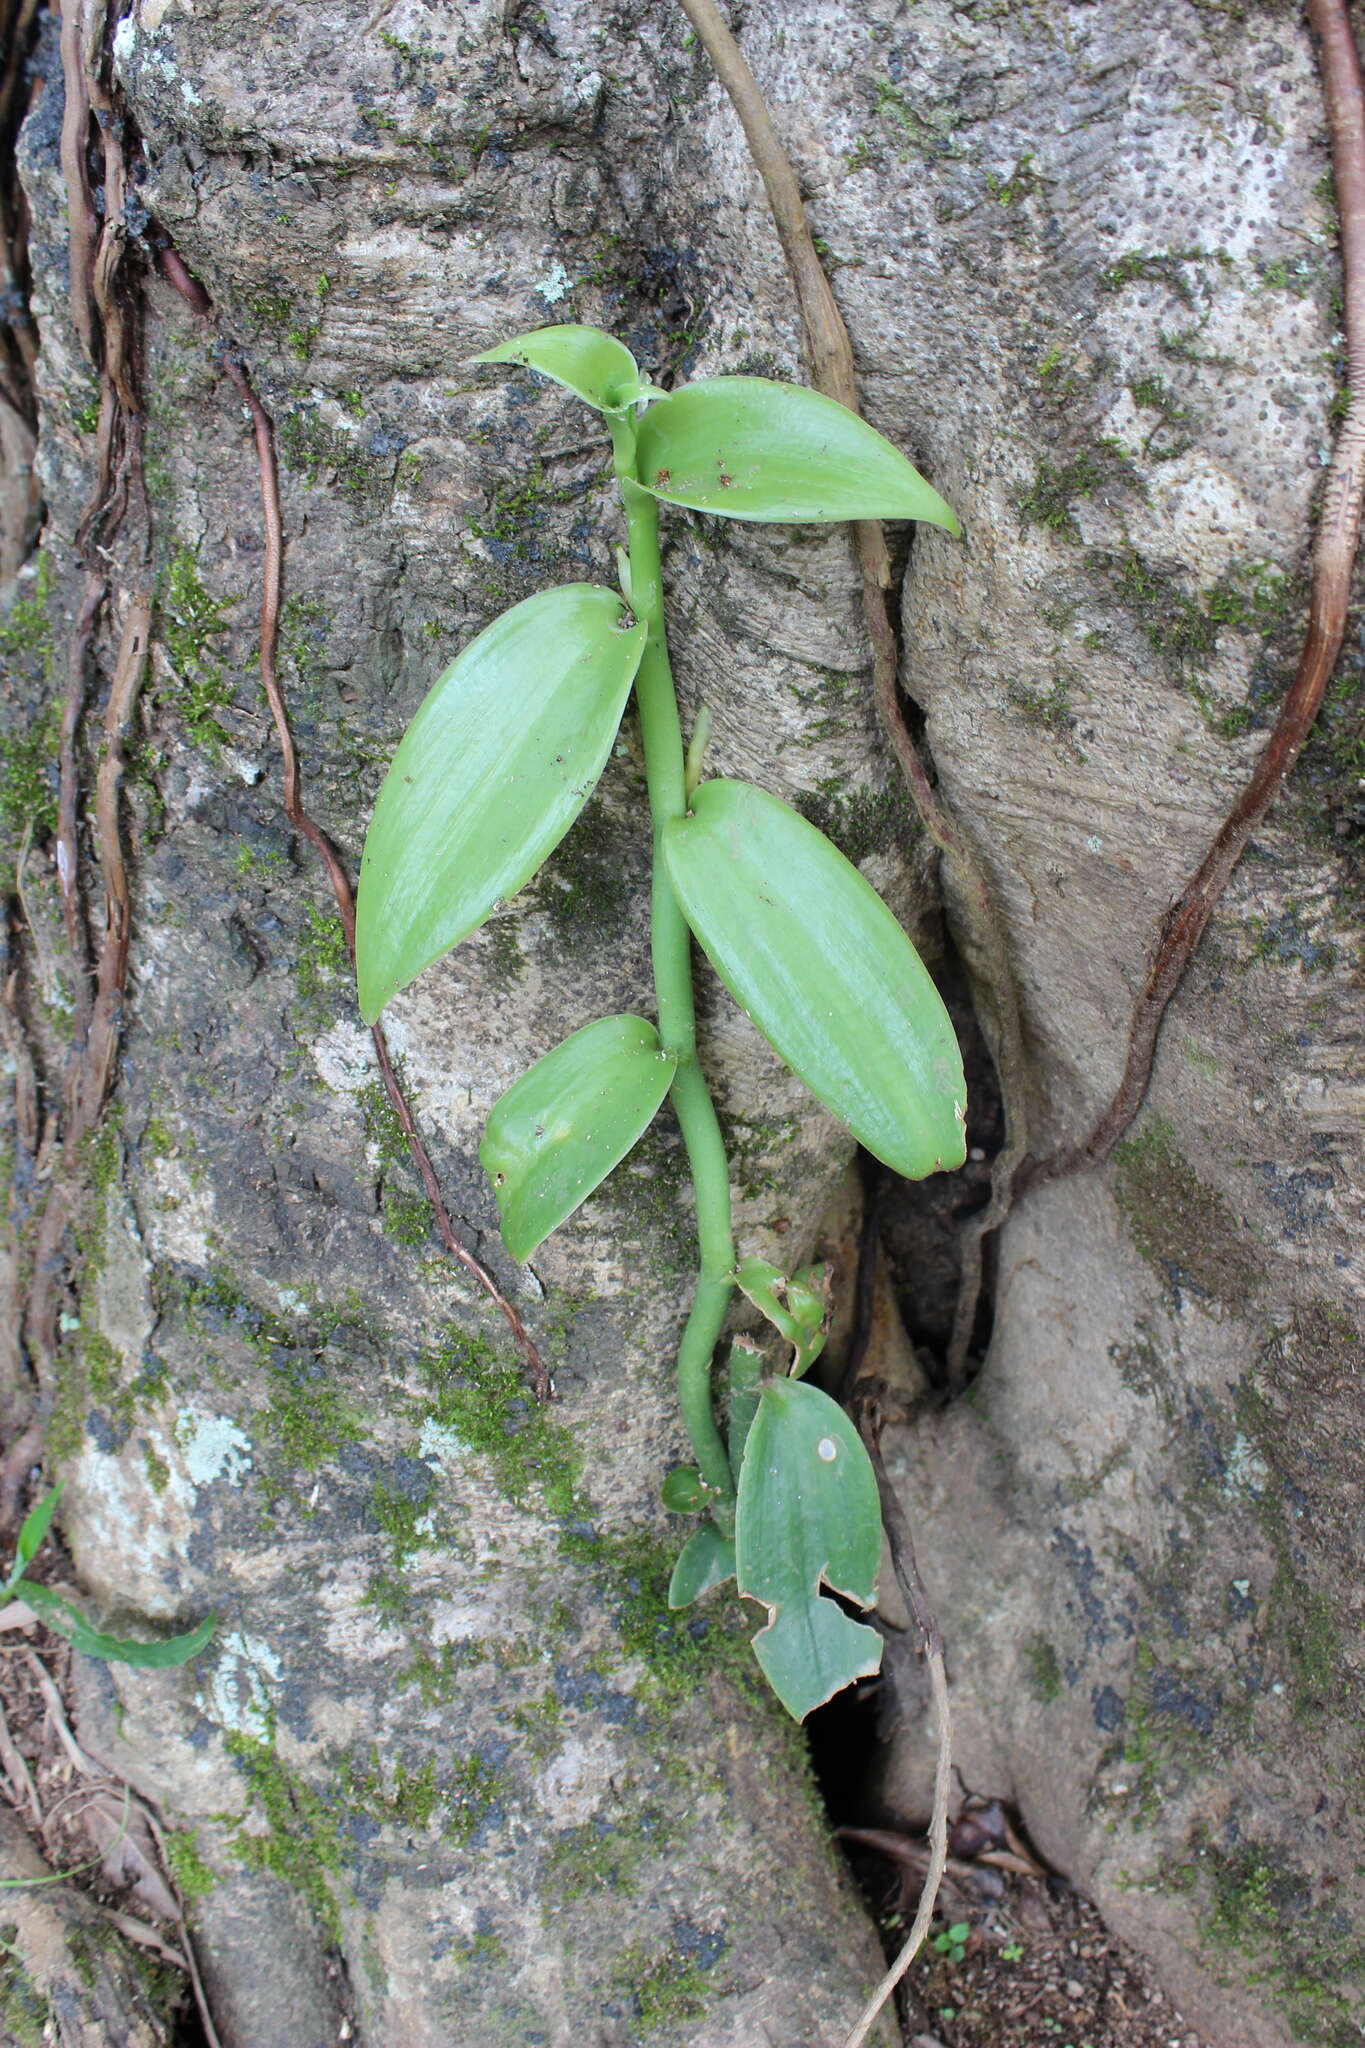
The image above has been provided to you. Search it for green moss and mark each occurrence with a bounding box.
[1015,444,1133,537]
[985,151,1042,206]
[1113,1117,1260,1306]
[1197,1837,1365,2046]
[531,812,634,944]
[1006,670,1078,740]
[1279,1580,1342,1720]
[1109,1321,1173,1413]
[417,1331,585,1517]
[65,1316,112,1447]
[0,701,60,887]
[70,387,101,436]
[559,1525,757,1705]
[0,550,55,666]
[395,1642,470,1703]
[1255,253,1319,296]
[1107,551,1295,699]
[611,1934,724,2031]
[1108,1642,1168,1826]
[261,1375,363,1493]
[453,1927,506,1970]
[356,1077,408,1169]
[794,780,919,864]
[279,591,332,705]
[0,1936,50,2048]
[1159,323,1239,370]
[360,1568,411,1621]
[293,903,351,1032]
[1025,1636,1063,1703]
[0,555,59,886]
[140,1114,176,1164]
[352,1074,437,1247]
[1242,899,1338,974]
[340,1745,441,1830]
[368,1469,435,1566]
[508,1684,563,1761]
[545,1816,646,1899]
[444,1752,506,1845]
[1128,373,1197,462]
[142,1443,170,1494]
[175,1264,369,1499]
[225,1733,345,1942]
[279,407,395,513]
[600,1119,694,1275]
[1063,1439,1130,1505]
[160,544,237,746]
[1099,246,1232,305]
[717,1109,800,1200]
[872,78,961,161]
[244,288,294,330]
[163,1827,217,1901]
[383,1189,433,1246]
[477,916,526,991]
[1295,634,1364,920]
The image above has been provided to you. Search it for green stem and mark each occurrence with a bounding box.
[613,420,736,1507]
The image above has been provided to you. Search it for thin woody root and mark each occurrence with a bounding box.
[156,247,549,1401]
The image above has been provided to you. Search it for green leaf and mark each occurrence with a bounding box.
[727,1336,765,1484]
[480,1014,677,1261]
[356,587,646,1021]
[667,1525,737,1609]
[21,1582,216,1668]
[661,1465,709,1513]
[735,1377,882,1720]
[474,325,644,413]
[732,1258,828,1376]
[664,779,968,1179]
[4,1483,63,1595]
[634,378,960,530]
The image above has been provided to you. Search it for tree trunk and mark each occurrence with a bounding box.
[3,3,1361,2047]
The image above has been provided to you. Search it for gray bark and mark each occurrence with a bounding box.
[4,2,1361,2046]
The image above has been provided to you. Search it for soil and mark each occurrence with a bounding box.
[898,1879,1221,2048]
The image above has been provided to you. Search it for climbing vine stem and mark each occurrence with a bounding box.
[613,417,736,1506]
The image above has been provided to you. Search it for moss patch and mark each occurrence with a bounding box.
[1015,443,1134,538]
[1099,245,1232,306]
[279,406,399,515]
[0,555,59,887]
[354,1075,434,1250]
[795,780,919,864]
[610,1927,726,2032]
[558,1525,760,1708]
[1113,1117,1260,1306]
[159,544,237,747]
[1195,1835,1365,2047]
[0,1938,50,2048]
[1024,1635,1063,1703]
[163,1827,217,1901]
[417,1330,584,1517]
[226,1733,345,1942]
[293,902,351,1033]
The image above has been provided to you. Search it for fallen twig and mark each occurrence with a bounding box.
[1028,0,1365,1189]
[834,1182,954,2037]
[841,1646,952,2048]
